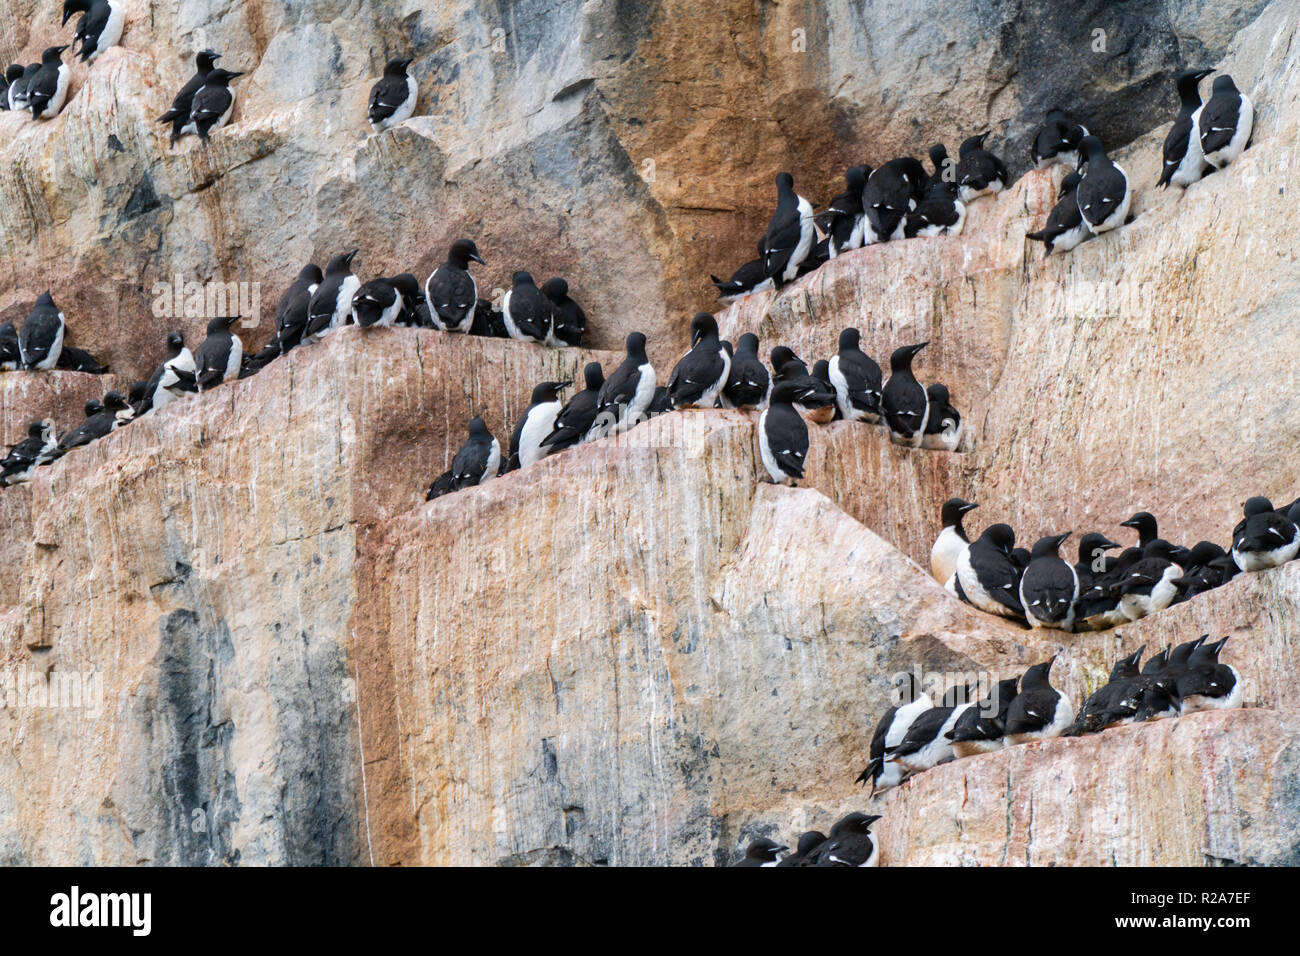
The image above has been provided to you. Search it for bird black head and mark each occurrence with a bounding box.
[529,380,571,404]
[102,391,129,411]
[624,331,647,358]
[958,132,989,157]
[207,316,240,333]
[204,69,244,86]
[743,838,787,862]
[1210,75,1240,96]
[838,327,861,351]
[775,171,794,191]
[768,380,807,406]
[845,164,868,190]
[467,416,489,439]
[1120,511,1158,543]
[26,421,45,438]
[1031,532,1071,558]
[1187,540,1226,565]
[926,382,950,405]
[582,361,604,391]
[389,273,422,300]
[1077,134,1108,161]
[794,831,826,855]
[5,65,24,84]
[1021,656,1056,688]
[541,277,568,301]
[889,341,928,371]
[689,312,718,346]
[928,143,948,167]
[1058,171,1083,198]
[770,346,798,373]
[449,238,484,267]
[736,332,759,355]
[298,263,323,283]
[384,57,415,76]
[166,331,184,351]
[35,290,56,308]
[1242,495,1273,517]
[1142,646,1172,675]
[940,497,978,529]
[1142,538,1179,561]
[1077,532,1119,563]
[326,249,359,273]
[128,381,148,403]
[1174,68,1214,98]
[83,399,103,417]
[1112,645,1146,679]
[831,812,882,835]
[512,271,536,287]
[60,1,89,27]
[42,46,70,64]
[983,522,1016,554]
[196,50,223,72]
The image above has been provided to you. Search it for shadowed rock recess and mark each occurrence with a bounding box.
[0,1,1297,865]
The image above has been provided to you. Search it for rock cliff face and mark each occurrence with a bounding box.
[1,1,1298,865]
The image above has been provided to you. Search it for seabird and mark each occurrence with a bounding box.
[27,46,72,120]
[305,249,361,342]
[0,421,58,485]
[158,49,221,145]
[668,313,730,409]
[1030,108,1089,169]
[827,327,882,423]
[1064,645,1147,735]
[903,181,967,238]
[710,258,772,302]
[775,831,827,867]
[1231,496,1299,571]
[955,523,1026,624]
[930,497,978,585]
[352,274,421,328]
[757,380,811,484]
[884,683,976,776]
[507,381,571,471]
[721,332,769,410]
[919,383,962,450]
[423,239,485,333]
[805,813,882,867]
[541,278,586,347]
[1197,75,1254,170]
[1177,637,1241,714]
[0,322,20,370]
[55,346,108,373]
[540,362,604,453]
[1075,135,1131,235]
[1158,68,1214,188]
[501,271,553,344]
[1120,511,1159,549]
[760,172,815,282]
[53,392,128,456]
[855,672,934,795]
[1003,657,1073,745]
[731,838,787,867]
[1019,532,1079,631]
[367,57,417,132]
[17,292,67,370]
[1118,539,1182,621]
[190,316,243,391]
[274,263,322,353]
[62,0,125,63]
[881,342,929,445]
[181,68,244,141]
[954,133,1008,203]
[948,676,1021,757]
[590,332,655,438]
[825,165,868,257]
[1025,171,1088,257]
[863,158,926,242]
[450,416,501,489]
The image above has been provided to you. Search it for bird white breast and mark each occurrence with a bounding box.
[827,356,858,422]
[480,438,501,483]
[91,3,126,60]
[373,296,402,328]
[1232,534,1300,571]
[620,363,657,431]
[374,75,418,131]
[1006,694,1074,745]
[1171,116,1208,187]
[955,548,1021,620]
[920,416,962,451]
[32,320,66,370]
[1088,163,1131,234]
[692,349,731,408]
[756,409,790,484]
[887,695,934,750]
[39,65,71,119]
[1049,221,1091,255]
[930,526,968,584]
[518,401,562,468]
[1203,94,1254,168]
[781,198,816,282]
[224,334,243,382]
[331,276,360,329]
[499,291,535,342]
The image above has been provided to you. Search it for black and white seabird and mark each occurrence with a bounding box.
[541,278,586,347]
[27,47,71,120]
[760,172,815,282]
[920,383,962,450]
[141,330,196,412]
[757,380,811,484]
[825,165,868,257]
[732,838,786,867]
[424,469,455,501]
[1030,108,1089,169]
[305,250,361,342]
[63,0,125,64]
[501,271,553,344]
[710,258,772,302]
[931,498,978,586]
[772,350,836,423]
[1119,539,1182,621]
[352,274,420,328]
[1,65,23,111]
[0,322,20,370]
[881,342,929,446]
[541,362,604,453]
[1177,637,1241,714]
[158,49,221,145]
[954,133,1008,203]
[924,145,950,190]
[54,392,128,456]
[668,313,730,409]
[590,332,655,438]
[1025,171,1089,257]
[863,158,926,243]
[424,239,484,333]
[189,316,243,391]
[805,813,882,867]
[55,346,108,373]
[451,416,501,489]
[1075,135,1131,235]
[1158,68,1215,188]
[956,523,1027,623]
[856,673,934,795]
[903,181,967,238]
[181,68,244,141]
[721,332,769,410]
[948,676,1021,757]
[507,380,571,471]
[7,63,39,112]
[17,292,67,370]
[367,57,417,132]
[884,683,976,776]
[1,421,58,485]
[1064,646,1147,736]
[1019,532,1079,631]
[1231,496,1299,571]
[1074,531,1120,590]
[274,263,321,353]
[1120,511,1159,549]
[1171,540,1231,603]
[827,327,882,423]
[1004,657,1073,744]
[1197,75,1254,170]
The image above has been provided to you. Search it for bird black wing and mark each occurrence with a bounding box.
[1198,92,1243,155]
[451,440,490,488]
[1157,113,1195,186]
[541,391,598,451]
[970,541,1025,616]
[368,74,409,124]
[764,403,808,478]
[427,265,476,328]
[667,348,725,407]
[189,84,233,134]
[1077,166,1127,226]
[1021,560,1076,621]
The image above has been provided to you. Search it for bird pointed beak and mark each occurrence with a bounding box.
[345,248,359,263]
[470,253,485,265]
[962,501,979,513]
[61,11,73,27]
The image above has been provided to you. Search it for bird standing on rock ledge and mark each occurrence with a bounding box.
[367,57,418,132]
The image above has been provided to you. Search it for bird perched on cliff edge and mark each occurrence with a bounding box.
[424,239,484,333]
[668,313,730,410]
[881,342,929,445]
[1030,107,1089,169]
[1158,68,1214,188]
[306,250,361,342]
[931,498,978,585]
[18,292,67,370]
[181,68,243,142]
[368,57,417,132]
[62,0,126,64]
[954,132,1008,203]
[757,380,811,484]
[1026,171,1088,257]
[451,416,501,489]
[1197,74,1254,170]
[191,316,244,391]
[540,362,604,454]
[507,381,571,471]
[1076,135,1132,235]
[760,172,815,283]
[157,49,221,145]
[1004,657,1073,744]
[590,332,656,439]
[27,46,72,120]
